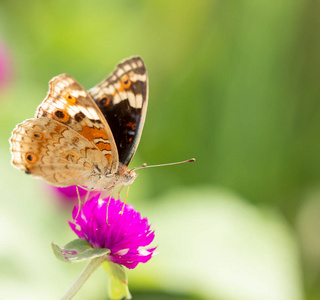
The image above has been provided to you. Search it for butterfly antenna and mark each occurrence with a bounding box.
[133,158,195,171]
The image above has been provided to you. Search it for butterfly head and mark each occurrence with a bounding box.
[117,164,138,186]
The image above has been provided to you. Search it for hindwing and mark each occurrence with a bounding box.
[10,117,109,188]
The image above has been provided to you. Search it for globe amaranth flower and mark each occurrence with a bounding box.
[0,41,12,89]
[50,185,99,203]
[69,195,156,269]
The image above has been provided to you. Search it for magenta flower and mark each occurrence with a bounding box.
[0,41,12,89]
[53,186,88,199]
[49,185,99,204]
[69,195,156,269]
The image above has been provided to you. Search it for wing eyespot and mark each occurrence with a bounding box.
[98,95,111,107]
[25,153,37,164]
[121,74,131,89]
[63,92,77,105]
[33,133,43,139]
[53,109,70,123]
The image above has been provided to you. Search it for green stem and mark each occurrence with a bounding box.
[60,256,106,300]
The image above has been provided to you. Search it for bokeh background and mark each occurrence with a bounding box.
[1,1,320,299]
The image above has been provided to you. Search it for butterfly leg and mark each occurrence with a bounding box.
[120,185,130,215]
[105,195,111,226]
[84,190,90,203]
[79,185,91,192]
[78,185,94,203]
[118,185,124,199]
[75,185,82,220]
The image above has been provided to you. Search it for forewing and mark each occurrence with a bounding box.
[88,56,148,166]
[35,74,118,173]
[9,117,109,188]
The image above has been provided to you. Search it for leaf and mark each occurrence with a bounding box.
[52,238,110,263]
[103,261,131,300]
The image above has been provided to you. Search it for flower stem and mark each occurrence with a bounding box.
[60,256,106,300]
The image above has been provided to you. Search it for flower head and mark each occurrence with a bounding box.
[69,195,156,269]
[0,41,12,90]
[49,185,99,204]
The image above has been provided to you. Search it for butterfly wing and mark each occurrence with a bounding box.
[35,74,119,173]
[88,56,148,166]
[10,117,110,188]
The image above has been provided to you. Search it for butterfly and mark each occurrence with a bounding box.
[9,57,148,191]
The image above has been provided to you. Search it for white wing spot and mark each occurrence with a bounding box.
[113,94,121,104]
[118,91,127,100]
[71,90,87,98]
[116,69,125,77]
[123,64,131,72]
[67,106,80,116]
[135,94,143,108]
[127,91,135,107]
[87,107,100,120]
[136,74,147,81]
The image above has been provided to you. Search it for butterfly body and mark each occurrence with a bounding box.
[10,57,147,191]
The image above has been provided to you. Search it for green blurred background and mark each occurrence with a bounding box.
[1,1,320,299]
